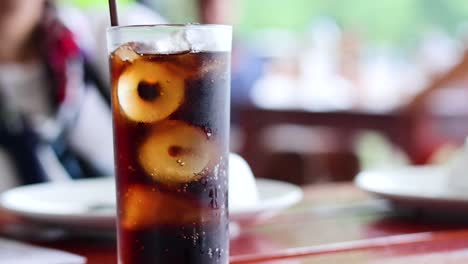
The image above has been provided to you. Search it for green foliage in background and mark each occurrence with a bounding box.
[65,0,134,9]
[238,0,468,44]
[63,0,468,45]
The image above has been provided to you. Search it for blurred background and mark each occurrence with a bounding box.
[68,0,468,184]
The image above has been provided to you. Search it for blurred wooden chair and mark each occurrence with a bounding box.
[238,107,402,185]
[239,50,468,185]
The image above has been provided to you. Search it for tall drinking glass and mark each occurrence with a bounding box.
[107,25,231,264]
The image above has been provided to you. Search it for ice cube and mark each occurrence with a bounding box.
[151,29,191,54]
[122,184,213,230]
[113,43,140,62]
[130,42,156,55]
[122,185,159,230]
[185,26,231,52]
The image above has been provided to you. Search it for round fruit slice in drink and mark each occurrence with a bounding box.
[117,60,185,123]
[138,120,214,184]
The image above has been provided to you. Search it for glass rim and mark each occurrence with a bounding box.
[107,23,232,33]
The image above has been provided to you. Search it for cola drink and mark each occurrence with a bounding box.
[108,25,231,264]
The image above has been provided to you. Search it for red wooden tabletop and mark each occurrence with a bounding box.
[2,183,468,263]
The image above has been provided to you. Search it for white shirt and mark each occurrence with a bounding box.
[0,62,114,192]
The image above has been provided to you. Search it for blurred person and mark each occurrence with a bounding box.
[0,0,164,192]
[197,0,264,123]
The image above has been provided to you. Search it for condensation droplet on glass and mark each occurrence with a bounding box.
[213,164,219,179]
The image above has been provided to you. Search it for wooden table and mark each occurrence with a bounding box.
[2,183,468,263]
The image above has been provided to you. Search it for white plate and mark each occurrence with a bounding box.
[355,165,468,211]
[0,178,302,229]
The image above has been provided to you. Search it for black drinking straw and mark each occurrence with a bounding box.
[108,0,119,26]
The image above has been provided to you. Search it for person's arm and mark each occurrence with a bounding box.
[406,50,468,113]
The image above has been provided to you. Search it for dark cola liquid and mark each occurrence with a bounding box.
[110,47,230,264]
